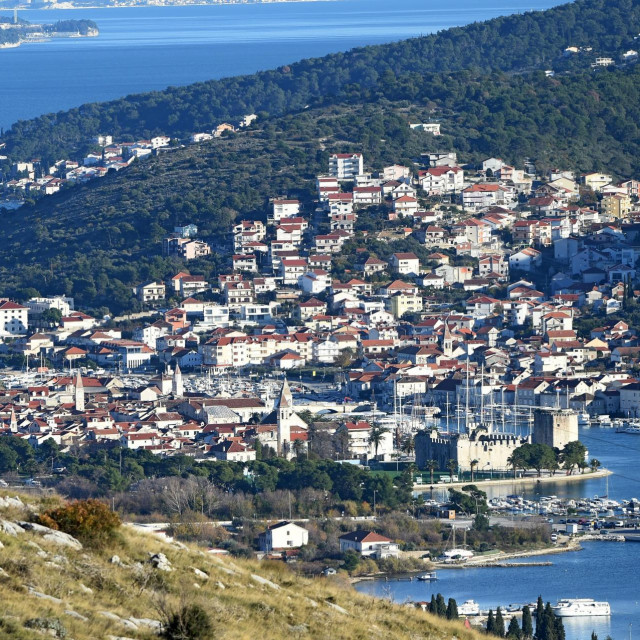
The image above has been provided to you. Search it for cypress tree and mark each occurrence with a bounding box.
[591,633,598,640]
[487,610,496,635]
[495,607,506,637]
[446,598,459,620]
[535,596,544,638]
[507,616,522,640]
[540,603,557,640]
[554,614,565,640]
[429,594,437,614]
[522,606,534,639]
[436,593,447,617]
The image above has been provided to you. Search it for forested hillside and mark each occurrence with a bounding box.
[4,0,640,161]
[3,62,640,313]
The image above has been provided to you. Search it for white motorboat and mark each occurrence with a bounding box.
[416,571,437,581]
[578,412,590,426]
[458,600,480,616]
[552,599,610,617]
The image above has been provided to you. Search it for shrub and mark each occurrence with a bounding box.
[162,604,212,640]
[37,499,121,548]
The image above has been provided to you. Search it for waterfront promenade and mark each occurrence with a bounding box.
[414,468,612,493]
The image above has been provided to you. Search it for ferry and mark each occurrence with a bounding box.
[552,599,611,617]
[458,600,480,616]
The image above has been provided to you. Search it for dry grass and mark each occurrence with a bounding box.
[0,492,483,640]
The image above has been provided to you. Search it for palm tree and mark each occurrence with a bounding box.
[368,423,390,460]
[590,458,601,473]
[425,459,438,485]
[401,435,415,458]
[470,459,479,483]
[447,459,457,482]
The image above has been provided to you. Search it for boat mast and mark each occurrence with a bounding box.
[480,363,485,426]
[465,358,470,432]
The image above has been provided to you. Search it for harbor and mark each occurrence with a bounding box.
[355,541,640,640]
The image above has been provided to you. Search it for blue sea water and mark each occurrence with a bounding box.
[1,0,564,130]
[356,542,640,640]
[357,427,640,640]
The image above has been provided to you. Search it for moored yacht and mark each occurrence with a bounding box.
[552,599,610,617]
[458,600,480,616]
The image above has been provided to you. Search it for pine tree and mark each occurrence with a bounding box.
[487,610,496,635]
[507,616,522,639]
[495,607,506,637]
[535,596,544,638]
[591,633,598,640]
[522,606,534,639]
[436,593,447,617]
[429,594,437,614]
[446,598,459,620]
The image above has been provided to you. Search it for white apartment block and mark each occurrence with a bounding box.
[328,153,364,180]
[0,301,28,336]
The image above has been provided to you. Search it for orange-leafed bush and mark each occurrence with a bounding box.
[37,499,121,548]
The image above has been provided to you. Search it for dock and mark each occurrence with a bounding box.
[470,561,553,568]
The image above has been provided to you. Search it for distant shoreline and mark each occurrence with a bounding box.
[16,0,336,10]
[414,468,613,493]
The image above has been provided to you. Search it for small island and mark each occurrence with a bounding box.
[0,15,98,49]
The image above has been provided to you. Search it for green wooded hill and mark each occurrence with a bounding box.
[3,62,640,314]
[3,0,640,313]
[3,0,640,161]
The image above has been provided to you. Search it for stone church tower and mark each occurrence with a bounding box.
[75,371,85,413]
[172,363,184,398]
[276,377,294,457]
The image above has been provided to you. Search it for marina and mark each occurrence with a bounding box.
[355,541,640,640]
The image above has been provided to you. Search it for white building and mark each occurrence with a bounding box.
[271,199,301,223]
[328,153,364,180]
[258,521,309,552]
[0,300,28,336]
[339,531,399,558]
[25,296,74,317]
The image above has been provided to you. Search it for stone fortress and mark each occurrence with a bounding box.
[415,408,578,473]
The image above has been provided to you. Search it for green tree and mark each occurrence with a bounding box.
[447,458,457,481]
[368,423,390,459]
[486,610,496,635]
[342,550,360,572]
[470,459,479,483]
[429,594,437,614]
[522,606,533,639]
[561,441,587,475]
[590,458,601,473]
[507,616,522,639]
[436,593,447,617]
[495,607,506,637]
[535,596,544,638]
[425,459,438,484]
[446,597,459,620]
[39,308,62,327]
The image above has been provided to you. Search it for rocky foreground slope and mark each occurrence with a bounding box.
[0,493,479,640]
